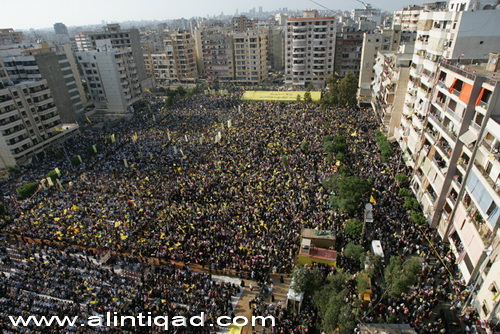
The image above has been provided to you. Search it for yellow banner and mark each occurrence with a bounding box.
[241,91,321,102]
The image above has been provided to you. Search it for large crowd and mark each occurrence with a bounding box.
[0,91,479,333]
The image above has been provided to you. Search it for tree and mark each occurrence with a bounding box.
[356,271,371,297]
[323,135,347,155]
[314,271,356,333]
[323,175,372,213]
[292,265,325,294]
[336,152,346,163]
[296,94,302,102]
[345,218,363,239]
[410,211,427,226]
[46,170,60,183]
[16,183,39,199]
[399,188,412,198]
[394,173,409,186]
[300,139,310,154]
[344,243,366,263]
[321,72,358,108]
[384,256,421,298]
[403,197,420,210]
[304,90,313,103]
[374,130,393,162]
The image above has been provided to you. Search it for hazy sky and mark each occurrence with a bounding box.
[4,0,431,30]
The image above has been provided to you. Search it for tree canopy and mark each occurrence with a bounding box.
[322,72,358,108]
[384,256,421,298]
[323,174,372,213]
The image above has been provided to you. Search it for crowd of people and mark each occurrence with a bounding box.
[0,90,479,333]
[0,239,240,333]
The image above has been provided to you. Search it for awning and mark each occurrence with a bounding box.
[459,130,478,146]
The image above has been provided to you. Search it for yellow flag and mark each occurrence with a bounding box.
[370,194,377,204]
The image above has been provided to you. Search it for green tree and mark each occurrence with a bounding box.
[384,256,421,298]
[395,173,409,185]
[410,211,427,226]
[322,72,358,108]
[344,243,365,263]
[356,271,371,297]
[303,90,313,103]
[300,139,310,154]
[403,197,420,210]
[292,265,325,294]
[46,170,60,183]
[399,188,412,198]
[296,94,302,102]
[314,271,356,333]
[16,183,39,199]
[323,135,347,155]
[336,152,346,163]
[323,175,372,213]
[345,218,363,239]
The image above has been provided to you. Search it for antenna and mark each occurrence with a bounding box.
[309,0,334,14]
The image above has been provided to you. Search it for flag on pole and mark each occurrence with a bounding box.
[124,159,128,167]
[110,134,116,143]
[86,116,92,124]
[180,148,184,156]
[185,134,189,142]
[47,177,54,187]
[228,119,232,128]
[167,131,171,141]
[132,133,138,142]
[56,179,64,191]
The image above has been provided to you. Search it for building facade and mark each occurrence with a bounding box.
[76,40,142,120]
[284,10,336,88]
[233,32,268,84]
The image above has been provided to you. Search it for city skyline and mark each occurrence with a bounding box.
[4,0,433,30]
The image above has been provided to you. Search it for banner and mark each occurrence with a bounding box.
[242,91,321,102]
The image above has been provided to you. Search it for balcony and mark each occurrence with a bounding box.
[474,162,500,194]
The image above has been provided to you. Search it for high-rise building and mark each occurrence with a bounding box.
[195,25,235,83]
[53,23,69,35]
[357,26,416,107]
[334,26,363,78]
[163,30,198,83]
[231,16,256,33]
[0,46,80,168]
[371,43,414,137]
[268,26,285,73]
[233,31,268,84]
[284,10,336,88]
[76,40,142,120]
[0,29,23,45]
[88,24,153,91]
[74,33,93,52]
[395,2,500,169]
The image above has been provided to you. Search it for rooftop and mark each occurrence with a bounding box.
[440,59,500,84]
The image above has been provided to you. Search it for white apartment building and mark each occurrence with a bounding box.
[162,31,198,83]
[395,2,500,168]
[284,10,336,88]
[76,40,142,120]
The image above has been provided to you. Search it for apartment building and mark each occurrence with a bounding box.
[231,16,256,33]
[407,56,499,287]
[334,26,363,78]
[0,50,79,168]
[88,24,153,91]
[371,44,414,137]
[284,10,336,88]
[195,25,235,82]
[74,33,93,52]
[395,2,500,168]
[393,5,424,32]
[233,31,268,84]
[76,40,142,120]
[268,26,285,73]
[357,27,416,107]
[0,29,23,45]
[162,31,198,83]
